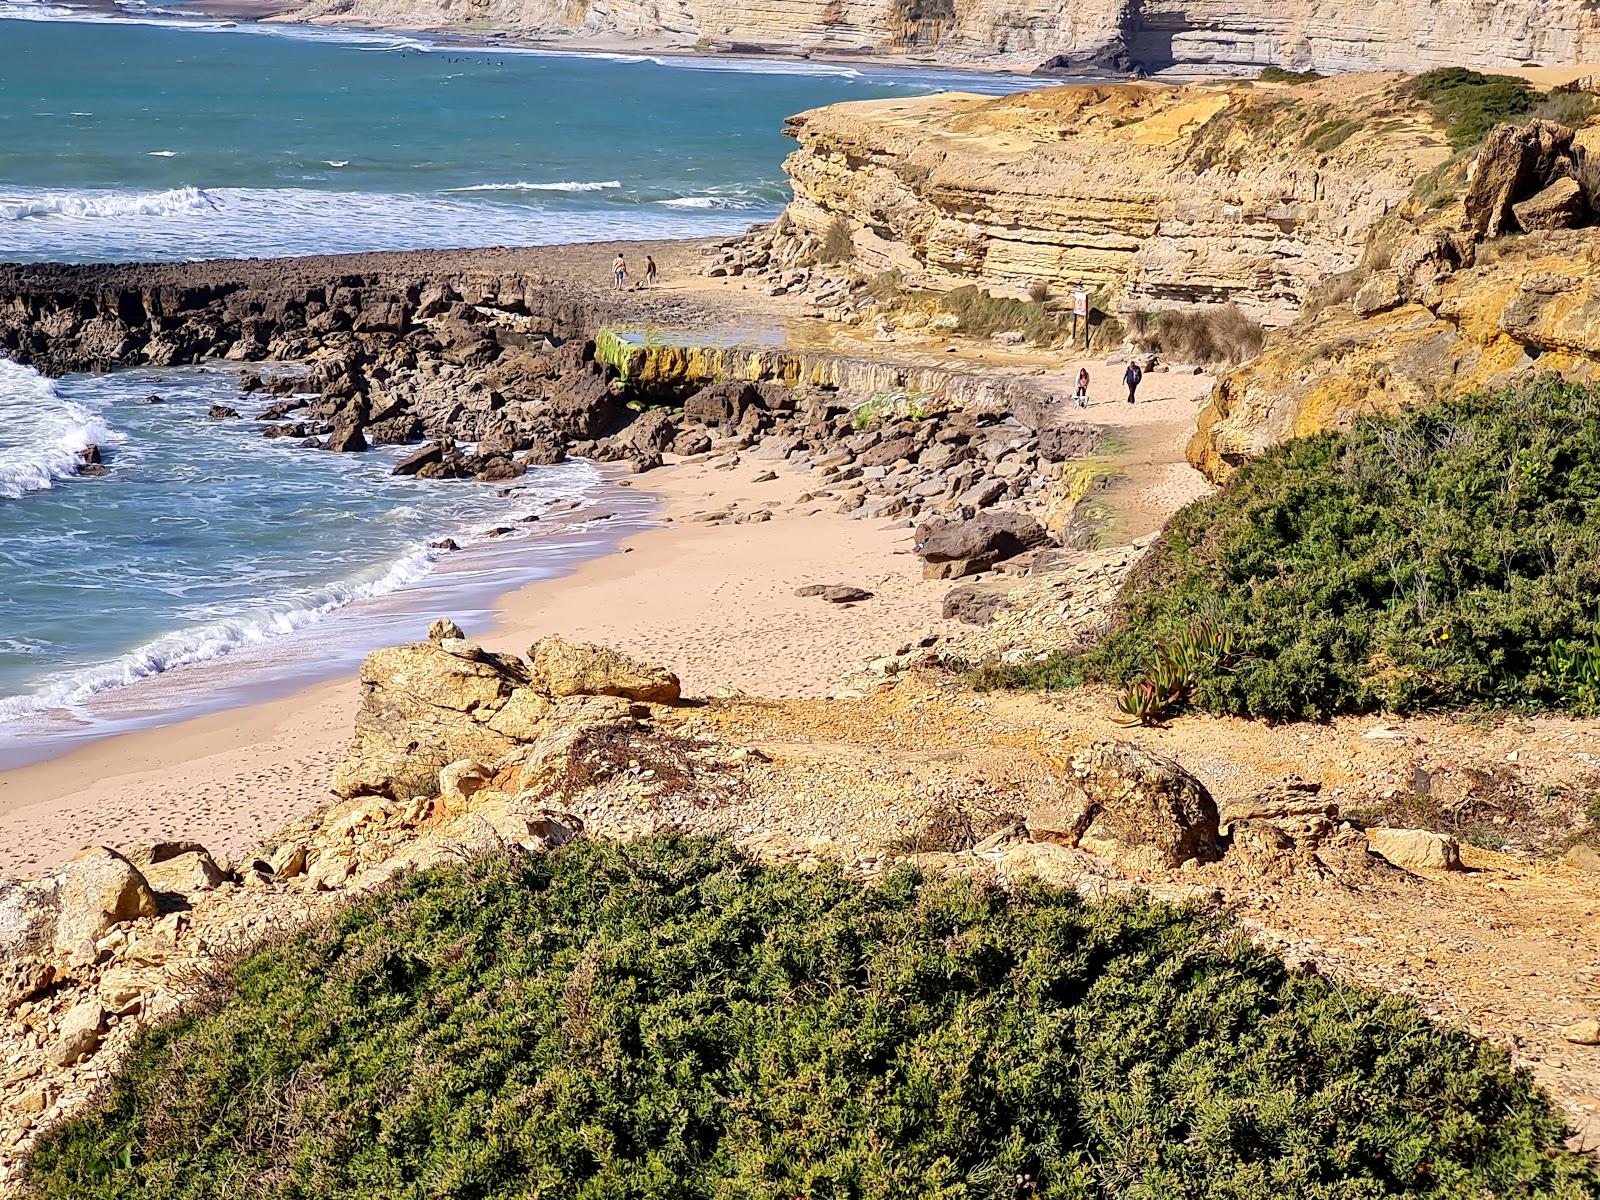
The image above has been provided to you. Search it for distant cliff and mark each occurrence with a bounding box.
[760,75,1450,327]
[283,0,1600,73]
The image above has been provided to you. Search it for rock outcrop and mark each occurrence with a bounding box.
[281,0,1600,76]
[738,76,1452,326]
[1026,741,1222,871]
[1190,120,1600,480]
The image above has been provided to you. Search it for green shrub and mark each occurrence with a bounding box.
[1076,376,1600,719]
[1257,65,1323,84]
[940,284,1062,344]
[1530,89,1600,130]
[24,836,1599,1199]
[820,214,853,263]
[1129,303,1265,365]
[1411,67,1540,148]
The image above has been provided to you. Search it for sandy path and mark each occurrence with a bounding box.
[0,453,957,873]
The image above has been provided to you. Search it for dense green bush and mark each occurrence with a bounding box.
[25,837,1598,1198]
[990,378,1600,721]
[1411,67,1540,148]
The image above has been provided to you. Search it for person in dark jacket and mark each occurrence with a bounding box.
[1073,367,1090,408]
[1123,360,1143,404]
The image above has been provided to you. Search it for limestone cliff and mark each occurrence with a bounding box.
[1189,121,1600,480]
[283,0,1600,75]
[766,76,1450,326]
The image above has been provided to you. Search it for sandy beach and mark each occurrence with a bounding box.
[0,451,959,873]
[0,355,1210,876]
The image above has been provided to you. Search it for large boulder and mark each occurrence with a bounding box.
[683,380,762,429]
[526,637,681,704]
[916,510,1048,579]
[1365,827,1463,871]
[1512,177,1587,231]
[1462,120,1577,240]
[0,847,158,971]
[1028,741,1221,871]
[332,639,533,799]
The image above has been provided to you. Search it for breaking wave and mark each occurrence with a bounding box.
[0,359,117,500]
[1,185,217,221]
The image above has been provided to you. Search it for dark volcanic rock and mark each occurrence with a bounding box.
[683,380,761,428]
[942,583,1007,625]
[1037,421,1102,462]
[207,404,241,420]
[916,511,1049,578]
[393,440,448,477]
[323,413,368,453]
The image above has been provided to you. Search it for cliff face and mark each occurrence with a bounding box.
[1189,122,1600,481]
[769,77,1449,326]
[286,0,1600,73]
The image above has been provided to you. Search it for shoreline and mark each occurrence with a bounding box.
[0,448,960,873]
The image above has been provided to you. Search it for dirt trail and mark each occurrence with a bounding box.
[667,677,1600,1151]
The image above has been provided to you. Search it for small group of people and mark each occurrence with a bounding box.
[1070,360,1144,408]
[611,252,658,290]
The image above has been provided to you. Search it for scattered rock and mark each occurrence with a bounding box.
[526,637,681,705]
[206,404,241,420]
[1562,1018,1600,1046]
[1365,827,1463,871]
[51,1001,105,1066]
[1564,843,1600,874]
[1029,741,1221,871]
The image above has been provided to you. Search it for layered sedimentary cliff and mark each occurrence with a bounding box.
[1190,121,1600,479]
[760,76,1449,326]
[284,0,1600,75]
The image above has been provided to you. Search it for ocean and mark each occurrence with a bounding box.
[0,6,1042,760]
[0,10,1039,261]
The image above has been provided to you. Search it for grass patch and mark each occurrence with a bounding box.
[24,836,1600,1199]
[1530,89,1600,130]
[1257,65,1323,84]
[1068,376,1600,720]
[1127,304,1265,366]
[1411,67,1540,149]
[820,213,853,263]
[1302,116,1361,152]
[939,284,1062,344]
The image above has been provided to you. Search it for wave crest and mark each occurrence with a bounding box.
[1,185,217,221]
[445,179,622,193]
[0,359,117,500]
[0,547,436,721]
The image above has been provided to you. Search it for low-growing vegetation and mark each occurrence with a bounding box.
[1257,65,1324,85]
[940,284,1063,344]
[1127,304,1265,365]
[1411,67,1540,148]
[24,836,1600,1198]
[979,377,1600,721]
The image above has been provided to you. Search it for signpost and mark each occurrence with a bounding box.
[1071,289,1089,349]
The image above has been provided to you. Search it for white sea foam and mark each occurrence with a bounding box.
[0,547,437,720]
[1,185,217,221]
[446,179,622,193]
[324,159,350,167]
[0,359,118,500]
[146,149,178,157]
[0,184,760,261]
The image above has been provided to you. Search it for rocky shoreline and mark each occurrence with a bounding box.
[0,241,1122,587]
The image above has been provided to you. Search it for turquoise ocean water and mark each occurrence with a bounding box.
[0,7,1043,762]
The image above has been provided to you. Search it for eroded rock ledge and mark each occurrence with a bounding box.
[723,75,1452,327]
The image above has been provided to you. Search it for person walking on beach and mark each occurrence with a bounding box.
[612,253,628,290]
[1123,360,1143,405]
[1073,367,1090,408]
[644,255,658,288]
